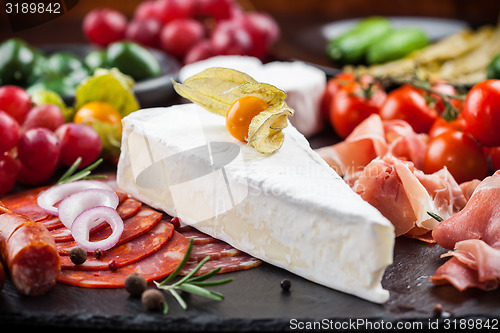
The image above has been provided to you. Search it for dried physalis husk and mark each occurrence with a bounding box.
[171,67,294,154]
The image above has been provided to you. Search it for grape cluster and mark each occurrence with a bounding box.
[82,0,280,65]
[0,85,102,196]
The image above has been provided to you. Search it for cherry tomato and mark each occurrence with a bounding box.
[0,153,18,196]
[428,115,466,139]
[83,8,127,47]
[226,96,268,142]
[330,79,386,138]
[424,130,488,184]
[0,85,32,124]
[379,84,438,134]
[319,72,356,122]
[490,147,500,171]
[430,81,464,114]
[461,79,500,147]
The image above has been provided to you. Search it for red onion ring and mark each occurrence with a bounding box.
[37,180,114,216]
[58,189,119,229]
[71,206,124,252]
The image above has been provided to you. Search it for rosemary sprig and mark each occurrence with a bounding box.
[427,211,444,222]
[56,157,106,184]
[153,238,234,314]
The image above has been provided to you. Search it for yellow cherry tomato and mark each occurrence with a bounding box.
[226,96,269,142]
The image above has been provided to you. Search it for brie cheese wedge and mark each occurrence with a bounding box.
[116,103,395,303]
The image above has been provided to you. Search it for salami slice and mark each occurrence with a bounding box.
[116,198,142,220]
[188,241,241,261]
[180,253,263,276]
[39,217,63,230]
[57,231,188,288]
[177,225,219,245]
[1,187,50,222]
[60,220,174,270]
[57,206,163,255]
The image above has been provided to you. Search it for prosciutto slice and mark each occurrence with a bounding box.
[431,171,500,290]
[353,155,466,237]
[315,114,427,183]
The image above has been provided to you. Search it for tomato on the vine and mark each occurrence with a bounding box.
[226,96,268,142]
[461,79,500,147]
[428,115,466,139]
[424,130,488,184]
[319,72,356,121]
[490,147,500,171]
[430,80,464,114]
[379,84,438,134]
[330,79,386,138]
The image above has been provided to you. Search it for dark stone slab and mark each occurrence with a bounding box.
[1,237,499,332]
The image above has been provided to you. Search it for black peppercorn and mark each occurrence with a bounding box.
[124,272,147,297]
[69,247,87,265]
[280,278,291,291]
[141,289,165,311]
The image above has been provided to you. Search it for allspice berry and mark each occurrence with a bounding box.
[124,272,147,297]
[69,247,87,265]
[141,289,165,311]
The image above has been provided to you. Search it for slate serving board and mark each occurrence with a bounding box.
[1,229,500,331]
[1,129,499,332]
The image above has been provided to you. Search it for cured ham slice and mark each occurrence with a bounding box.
[315,114,428,183]
[430,171,500,290]
[353,155,466,237]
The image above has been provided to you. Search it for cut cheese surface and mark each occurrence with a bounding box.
[116,103,395,303]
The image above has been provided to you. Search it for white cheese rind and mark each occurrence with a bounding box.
[178,56,326,137]
[116,104,395,303]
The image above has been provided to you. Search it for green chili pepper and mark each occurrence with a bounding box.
[366,27,429,64]
[326,17,393,65]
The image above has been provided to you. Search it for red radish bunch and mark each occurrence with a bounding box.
[82,0,280,64]
[0,85,102,196]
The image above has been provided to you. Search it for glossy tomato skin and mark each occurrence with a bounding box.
[428,115,466,139]
[424,130,488,184]
[379,84,438,134]
[319,72,356,122]
[430,81,464,113]
[490,147,500,171]
[461,79,500,147]
[330,80,386,139]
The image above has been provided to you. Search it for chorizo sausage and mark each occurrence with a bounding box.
[0,202,60,296]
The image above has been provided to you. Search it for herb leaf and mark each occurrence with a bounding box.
[153,237,233,313]
[57,157,106,184]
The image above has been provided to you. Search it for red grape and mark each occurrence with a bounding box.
[133,0,159,21]
[17,128,61,172]
[160,19,205,58]
[56,123,102,168]
[0,85,32,124]
[83,8,127,47]
[16,159,54,186]
[0,110,20,153]
[22,104,65,132]
[184,39,214,64]
[126,19,162,48]
[155,0,194,24]
[196,0,235,21]
[0,153,18,196]
[241,12,280,59]
[210,20,251,56]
